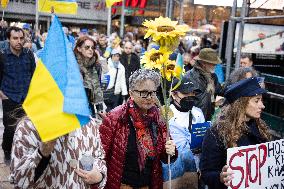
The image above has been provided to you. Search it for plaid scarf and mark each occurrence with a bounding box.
[128,99,157,171]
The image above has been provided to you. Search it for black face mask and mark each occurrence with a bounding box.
[175,96,195,112]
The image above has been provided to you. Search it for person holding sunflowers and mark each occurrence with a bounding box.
[99,69,177,189]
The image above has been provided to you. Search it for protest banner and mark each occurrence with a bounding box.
[227,139,284,189]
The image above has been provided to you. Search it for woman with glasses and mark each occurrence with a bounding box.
[74,36,104,116]
[99,69,177,189]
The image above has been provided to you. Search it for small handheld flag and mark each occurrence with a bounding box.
[172,53,184,91]
[1,0,9,8]
[23,16,90,142]
[106,0,122,8]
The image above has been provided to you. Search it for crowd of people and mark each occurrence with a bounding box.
[0,22,273,189]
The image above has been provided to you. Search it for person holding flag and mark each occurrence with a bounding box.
[162,54,209,188]
[163,76,210,188]
[10,16,107,189]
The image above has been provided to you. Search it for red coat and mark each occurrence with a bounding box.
[98,103,177,189]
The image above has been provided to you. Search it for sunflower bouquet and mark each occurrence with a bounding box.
[142,16,189,118]
[142,16,189,188]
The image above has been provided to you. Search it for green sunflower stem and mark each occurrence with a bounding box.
[161,65,169,139]
[161,64,172,189]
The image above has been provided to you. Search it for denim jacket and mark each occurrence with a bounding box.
[0,45,36,103]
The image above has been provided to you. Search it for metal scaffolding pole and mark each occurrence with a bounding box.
[235,0,248,69]
[232,15,284,21]
[119,0,125,38]
[225,0,237,79]
[107,7,112,36]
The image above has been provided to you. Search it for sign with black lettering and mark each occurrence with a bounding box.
[227,139,284,189]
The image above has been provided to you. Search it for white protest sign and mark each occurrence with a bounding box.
[227,139,284,189]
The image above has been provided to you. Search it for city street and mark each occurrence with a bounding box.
[0,0,283,188]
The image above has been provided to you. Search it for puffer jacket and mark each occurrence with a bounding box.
[99,103,177,189]
[185,66,221,121]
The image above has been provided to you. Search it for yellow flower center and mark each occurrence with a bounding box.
[150,52,163,62]
[157,26,175,32]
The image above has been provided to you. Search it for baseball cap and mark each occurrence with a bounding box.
[172,76,199,94]
[111,48,121,55]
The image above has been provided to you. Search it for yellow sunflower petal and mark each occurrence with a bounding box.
[143,16,190,50]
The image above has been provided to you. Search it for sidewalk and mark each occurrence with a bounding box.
[0,101,13,189]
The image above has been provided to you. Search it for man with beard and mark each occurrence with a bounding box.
[120,41,140,92]
[185,48,222,121]
[0,26,36,164]
[97,34,107,56]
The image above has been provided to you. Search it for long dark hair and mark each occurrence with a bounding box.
[213,96,271,148]
[74,36,98,61]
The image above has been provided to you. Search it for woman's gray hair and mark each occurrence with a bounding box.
[225,67,258,86]
[129,69,161,90]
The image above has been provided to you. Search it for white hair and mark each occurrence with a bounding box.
[129,69,161,90]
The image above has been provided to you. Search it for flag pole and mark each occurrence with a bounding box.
[35,0,39,32]
[119,0,125,38]
[107,6,111,36]
[1,10,4,21]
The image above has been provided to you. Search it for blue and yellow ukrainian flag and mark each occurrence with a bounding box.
[1,0,9,8]
[23,16,90,142]
[106,0,122,8]
[38,0,78,15]
[172,53,184,91]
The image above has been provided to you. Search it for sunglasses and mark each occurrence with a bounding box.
[83,45,95,50]
[134,90,157,98]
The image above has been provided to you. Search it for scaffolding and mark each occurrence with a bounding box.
[225,0,284,79]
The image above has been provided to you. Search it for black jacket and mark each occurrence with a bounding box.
[185,66,222,121]
[200,120,268,189]
[120,52,140,90]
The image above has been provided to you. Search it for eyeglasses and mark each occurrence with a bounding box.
[83,45,95,50]
[134,90,157,98]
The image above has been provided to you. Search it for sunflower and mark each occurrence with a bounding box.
[160,60,176,81]
[141,48,171,70]
[143,16,189,50]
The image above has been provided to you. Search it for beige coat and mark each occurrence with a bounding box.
[10,118,107,189]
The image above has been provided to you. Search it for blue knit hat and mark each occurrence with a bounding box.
[80,28,88,34]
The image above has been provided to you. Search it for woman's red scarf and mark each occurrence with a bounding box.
[127,99,159,171]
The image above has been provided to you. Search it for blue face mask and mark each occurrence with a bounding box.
[112,61,119,68]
